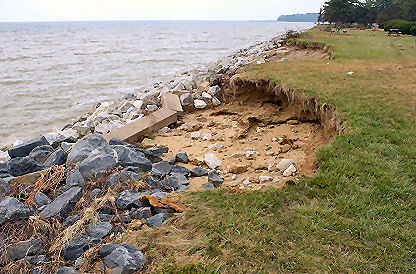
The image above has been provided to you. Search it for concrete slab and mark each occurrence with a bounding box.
[161,93,183,113]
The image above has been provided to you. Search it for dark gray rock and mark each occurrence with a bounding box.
[39,187,82,218]
[99,244,146,273]
[0,196,30,225]
[191,167,209,177]
[146,212,170,227]
[64,214,80,227]
[151,161,171,178]
[202,182,215,189]
[120,214,132,223]
[0,179,13,197]
[98,214,114,222]
[43,148,67,168]
[208,171,224,187]
[4,238,43,262]
[130,207,152,220]
[148,147,169,156]
[29,145,54,163]
[177,185,189,191]
[0,163,9,178]
[165,173,189,190]
[89,188,102,198]
[167,158,176,165]
[151,192,168,199]
[8,136,49,158]
[77,152,117,177]
[109,138,132,147]
[180,93,194,107]
[67,134,110,165]
[25,254,47,264]
[170,165,190,177]
[175,152,189,164]
[116,190,143,210]
[108,170,141,188]
[8,157,45,177]
[114,145,152,171]
[34,192,51,207]
[57,267,78,274]
[135,148,163,163]
[51,136,77,149]
[63,235,91,261]
[65,169,85,189]
[86,222,113,239]
[145,176,165,190]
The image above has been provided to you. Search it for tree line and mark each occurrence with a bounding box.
[319,0,416,26]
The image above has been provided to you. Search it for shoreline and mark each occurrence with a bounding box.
[1,27,306,159]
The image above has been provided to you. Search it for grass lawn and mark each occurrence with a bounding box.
[130,27,416,273]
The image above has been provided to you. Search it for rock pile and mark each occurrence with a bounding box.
[0,133,219,272]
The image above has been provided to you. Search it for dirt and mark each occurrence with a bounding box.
[152,90,330,192]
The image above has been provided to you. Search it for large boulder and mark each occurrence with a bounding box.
[8,157,45,177]
[67,134,110,165]
[4,239,43,262]
[0,196,30,225]
[113,145,152,171]
[43,148,67,168]
[39,187,82,218]
[77,152,117,177]
[8,136,49,158]
[29,145,54,163]
[99,244,146,273]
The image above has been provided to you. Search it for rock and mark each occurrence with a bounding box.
[230,164,248,174]
[57,267,78,274]
[99,244,146,273]
[108,170,141,188]
[8,136,49,158]
[89,188,102,198]
[86,222,113,240]
[51,135,77,149]
[0,151,10,163]
[130,207,152,220]
[151,191,168,199]
[201,133,212,140]
[109,138,131,146]
[77,152,117,177]
[113,145,151,172]
[146,212,170,227]
[151,161,171,178]
[212,97,221,107]
[25,254,47,265]
[208,85,221,97]
[65,169,85,189]
[0,163,9,178]
[5,238,43,262]
[165,173,189,190]
[170,165,191,177]
[180,93,194,106]
[29,145,54,163]
[140,91,160,106]
[63,235,91,261]
[39,187,82,218]
[175,152,189,164]
[64,215,80,227]
[148,147,169,156]
[8,157,45,177]
[201,92,212,100]
[191,167,208,177]
[283,164,297,177]
[204,153,222,169]
[259,175,273,183]
[116,190,143,210]
[0,196,30,224]
[0,180,13,197]
[194,99,207,109]
[208,143,223,151]
[277,159,294,172]
[208,171,224,187]
[202,182,215,189]
[141,138,156,149]
[43,148,67,167]
[280,144,291,153]
[146,104,158,112]
[67,134,110,165]
[34,192,51,207]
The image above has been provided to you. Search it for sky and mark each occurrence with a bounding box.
[0,0,326,22]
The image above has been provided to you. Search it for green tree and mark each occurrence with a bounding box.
[323,0,356,30]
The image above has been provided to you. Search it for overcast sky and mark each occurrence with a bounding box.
[0,0,326,22]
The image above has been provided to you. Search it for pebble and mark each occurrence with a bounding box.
[283,164,297,177]
[194,99,207,109]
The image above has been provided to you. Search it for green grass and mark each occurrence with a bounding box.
[136,28,416,273]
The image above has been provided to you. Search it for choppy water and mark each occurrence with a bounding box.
[0,21,313,146]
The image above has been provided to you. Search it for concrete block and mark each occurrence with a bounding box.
[161,93,183,113]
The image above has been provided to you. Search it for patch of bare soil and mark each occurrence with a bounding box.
[153,90,331,191]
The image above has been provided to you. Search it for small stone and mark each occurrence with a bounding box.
[57,267,78,274]
[277,159,294,171]
[130,207,152,220]
[29,145,54,163]
[259,175,273,183]
[202,182,215,189]
[208,85,221,97]
[99,244,146,272]
[43,148,67,167]
[287,119,299,125]
[34,192,51,207]
[146,212,170,227]
[4,239,43,262]
[146,104,158,112]
[0,196,30,225]
[116,190,143,210]
[142,138,156,149]
[190,132,201,140]
[230,164,248,174]
[204,153,222,170]
[65,169,85,189]
[64,215,80,227]
[170,165,191,177]
[208,143,223,151]
[175,152,189,164]
[212,97,221,107]
[283,164,297,177]
[63,235,90,261]
[151,161,172,178]
[39,187,82,218]
[208,171,224,187]
[86,221,113,240]
[191,167,208,177]
[280,144,291,153]
[194,99,207,109]
[89,188,102,198]
[201,133,212,140]
[201,92,212,99]
[180,93,194,107]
